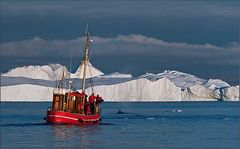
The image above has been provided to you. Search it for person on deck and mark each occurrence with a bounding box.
[89,93,96,114]
[84,94,88,114]
[86,102,91,115]
[80,101,84,114]
[96,94,104,104]
[96,94,104,113]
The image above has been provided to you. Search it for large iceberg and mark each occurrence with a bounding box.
[0,64,239,101]
[2,64,69,81]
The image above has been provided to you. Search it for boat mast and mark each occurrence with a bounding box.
[82,27,91,93]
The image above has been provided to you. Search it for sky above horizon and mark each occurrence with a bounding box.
[0,0,239,85]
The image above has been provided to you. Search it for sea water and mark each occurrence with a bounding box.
[0,102,239,149]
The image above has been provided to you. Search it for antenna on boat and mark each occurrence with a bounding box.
[85,23,89,35]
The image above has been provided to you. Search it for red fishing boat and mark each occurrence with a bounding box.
[45,29,104,125]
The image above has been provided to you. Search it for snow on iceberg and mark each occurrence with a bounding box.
[71,61,104,79]
[140,70,205,89]
[203,79,230,90]
[97,72,132,78]
[2,64,69,81]
[0,64,239,102]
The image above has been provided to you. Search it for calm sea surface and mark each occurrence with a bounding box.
[0,102,239,149]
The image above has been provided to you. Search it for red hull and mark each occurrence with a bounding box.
[46,110,101,125]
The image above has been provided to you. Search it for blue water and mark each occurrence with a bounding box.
[0,102,239,149]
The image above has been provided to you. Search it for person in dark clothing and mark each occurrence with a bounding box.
[86,102,91,115]
[95,94,104,113]
[89,93,96,114]
[84,95,88,114]
[96,94,104,104]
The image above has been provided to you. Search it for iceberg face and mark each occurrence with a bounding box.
[224,86,239,101]
[86,77,182,102]
[0,64,239,101]
[187,84,219,100]
[1,84,53,101]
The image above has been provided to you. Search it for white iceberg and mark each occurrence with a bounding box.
[0,63,239,102]
[71,61,104,79]
[2,64,69,81]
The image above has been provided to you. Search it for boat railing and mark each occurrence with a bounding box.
[51,92,102,115]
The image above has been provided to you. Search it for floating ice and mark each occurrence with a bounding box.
[1,64,239,102]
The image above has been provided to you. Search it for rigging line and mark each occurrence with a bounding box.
[57,49,60,86]
[73,62,82,90]
[69,49,73,79]
[58,49,63,89]
[68,49,73,91]
[88,62,94,93]
[238,14,240,149]
[73,37,86,90]
[86,38,94,92]
[88,47,94,93]
[55,49,60,88]
[88,46,93,62]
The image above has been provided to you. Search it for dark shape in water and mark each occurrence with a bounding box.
[116,110,125,114]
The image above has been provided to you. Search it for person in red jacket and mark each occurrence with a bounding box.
[89,93,96,114]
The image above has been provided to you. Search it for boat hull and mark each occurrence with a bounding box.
[46,110,101,125]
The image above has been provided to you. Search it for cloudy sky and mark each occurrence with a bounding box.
[0,0,239,85]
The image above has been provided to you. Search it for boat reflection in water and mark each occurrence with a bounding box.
[51,124,101,147]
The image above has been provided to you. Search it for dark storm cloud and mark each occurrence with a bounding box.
[1,35,239,65]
